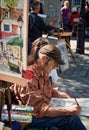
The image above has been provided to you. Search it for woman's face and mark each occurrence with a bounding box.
[64,1,69,7]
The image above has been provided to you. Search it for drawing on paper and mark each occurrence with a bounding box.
[50,98,89,116]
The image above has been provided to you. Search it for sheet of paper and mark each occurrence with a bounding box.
[50,98,89,116]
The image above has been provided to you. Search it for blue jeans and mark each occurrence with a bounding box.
[30,116,86,130]
[63,18,70,31]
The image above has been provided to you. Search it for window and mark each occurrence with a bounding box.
[4,24,10,31]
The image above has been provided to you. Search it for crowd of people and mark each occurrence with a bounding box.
[10,0,87,129]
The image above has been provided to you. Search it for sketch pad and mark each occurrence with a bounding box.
[50,98,89,116]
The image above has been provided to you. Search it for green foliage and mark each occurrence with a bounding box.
[4,0,18,9]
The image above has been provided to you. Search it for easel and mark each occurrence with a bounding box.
[54,31,76,63]
[0,74,30,129]
[0,81,12,127]
[56,12,76,63]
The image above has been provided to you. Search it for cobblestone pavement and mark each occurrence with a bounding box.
[57,37,89,130]
[57,37,89,98]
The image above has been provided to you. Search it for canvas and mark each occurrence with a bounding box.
[0,0,28,79]
[57,39,69,72]
[43,0,61,28]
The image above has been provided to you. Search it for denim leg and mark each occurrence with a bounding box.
[63,19,70,31]
[30,115,86,130]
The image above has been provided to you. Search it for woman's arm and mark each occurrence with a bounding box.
[44,104,82,117]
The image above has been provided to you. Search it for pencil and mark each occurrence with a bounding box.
[74,98,79,106]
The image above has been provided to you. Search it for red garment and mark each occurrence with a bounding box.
[22,70,34,80]
[70,12,80,25]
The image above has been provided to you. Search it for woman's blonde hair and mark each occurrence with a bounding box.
[64,0,69,7]
[27,37,49,65]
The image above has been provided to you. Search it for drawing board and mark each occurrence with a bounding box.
[43,0,61,28]
[50,98,89,116]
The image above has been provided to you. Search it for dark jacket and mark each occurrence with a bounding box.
[28,13,52,42]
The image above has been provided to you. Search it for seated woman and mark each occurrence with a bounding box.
[10,38,86,130]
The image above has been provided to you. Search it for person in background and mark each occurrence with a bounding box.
[33,0,44,14]
[85,4,89,28]
[70,7,80,27]
[28,0,57,54]
[61,0,71,31]
[39,0,44,14]
[10,39,86,130]
[70,7,80,36]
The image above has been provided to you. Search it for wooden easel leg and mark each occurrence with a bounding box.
[65,37,76,63]
[0,90,3,121]
[0,81,5,121]
[67,43,76,63]
[5,83,12,127]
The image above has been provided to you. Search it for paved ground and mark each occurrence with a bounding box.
[57,37,89,97]
[56,36,89,130]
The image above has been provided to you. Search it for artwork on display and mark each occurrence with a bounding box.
[0,0,28,79]
[43,0,61,28]
[57,39,69,72]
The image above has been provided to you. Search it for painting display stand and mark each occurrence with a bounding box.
[65,37,76,64]
[0,75,30,129]
[54,32,76,63]
[0,82,12,127]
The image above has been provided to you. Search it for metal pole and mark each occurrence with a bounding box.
[76,0,86,54]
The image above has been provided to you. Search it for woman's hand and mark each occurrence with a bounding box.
[66,104,82,115]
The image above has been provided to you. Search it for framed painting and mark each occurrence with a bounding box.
[0,0,29,83]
